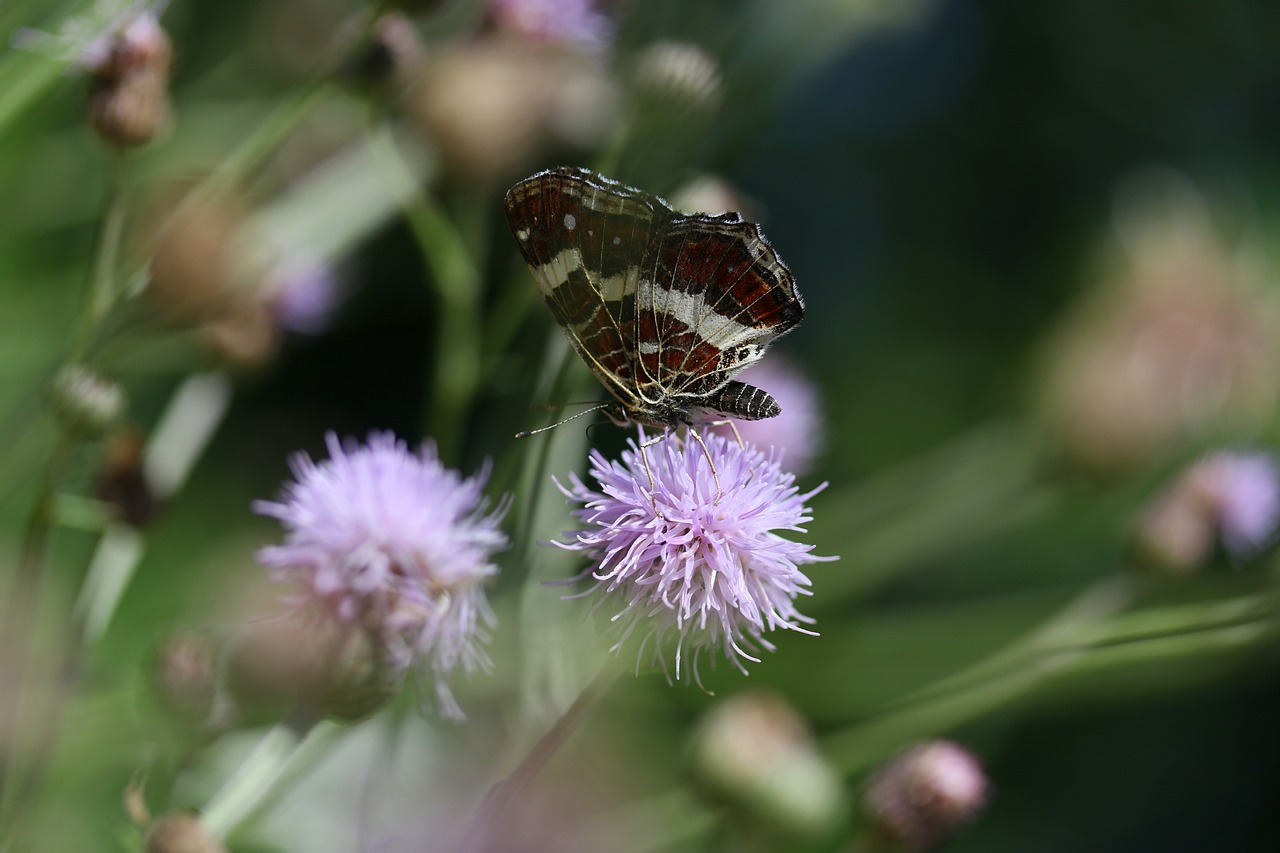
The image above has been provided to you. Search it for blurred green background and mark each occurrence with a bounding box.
[4,0,1280,850]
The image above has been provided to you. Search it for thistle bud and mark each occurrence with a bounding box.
[413,37,616,180]
[149,632,219,734]
[95,426,158,527]
[144,813,226,853]
[86,14,173,147]
[199,299,280,371]
[225,608,403,725]
[338,12,425,93]
[1038,175,1280,475]
[692,692,845,837]
[862,741,990,851]
[49,364,124,435]
[630,41,722,117]
[670,174,753,218]
[144,193,250,324]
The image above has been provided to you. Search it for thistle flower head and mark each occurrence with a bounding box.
[553,430,834,684]
[255,432,508,718]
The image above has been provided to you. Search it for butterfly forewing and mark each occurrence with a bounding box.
[505,168,667,403]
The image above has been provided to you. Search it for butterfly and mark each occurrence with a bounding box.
[504,166,804,434]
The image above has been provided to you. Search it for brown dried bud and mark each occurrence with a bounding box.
[145,193,249,324]
[862,741,990,851]
[95,426,158,527]
[150,632,219,732]
[87,16,172,146]
[144,813,226,853]
[199,298,280,371]
[339,12,425,93]
[413,36,616,180]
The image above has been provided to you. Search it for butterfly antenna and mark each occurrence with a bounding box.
[529,400,606,412]
[514,403,610,439]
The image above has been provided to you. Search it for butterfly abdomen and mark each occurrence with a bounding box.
[701,381,780,422]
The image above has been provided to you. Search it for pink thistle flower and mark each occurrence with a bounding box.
[255,432,508,719]
[708,356,825,475]
[553,430,835,685]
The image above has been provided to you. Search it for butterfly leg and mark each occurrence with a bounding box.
[708,419,756,481]
[639,429,665,516]
[687,426,722,505]
[705,419,742,448]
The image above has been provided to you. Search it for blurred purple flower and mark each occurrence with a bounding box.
[488,0,613,53]
[709,357,824,475]
[1193,450,1280,556]
[553,430,834,684]
[255,432,508,718]
[268,258,341,335]
[14,0,168,72]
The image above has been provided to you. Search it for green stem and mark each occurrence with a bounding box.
[821,577,1136,774]
[573,788,721,853]
[824,580,1277,778]
[70,149,128,362]
[0,432,76,832]
[462,666,619,853]
[365,127,483,462]
[210,84,331,192]
[812,424,1051,604]
[202,717,339,840]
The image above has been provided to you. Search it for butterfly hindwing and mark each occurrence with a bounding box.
[640,212,802,399]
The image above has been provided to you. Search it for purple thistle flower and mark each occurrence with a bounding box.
[708,357,825,475]
[254,432,508,719]
[488,0,613,53]
[267,257,341,336]
[553,430,835,685]
[14,0,169,72]
[1191,450,1280,556]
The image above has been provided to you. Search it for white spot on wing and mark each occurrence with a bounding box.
[599,270,638,302]
[516,228,530,241]
[531,248,583,295]
[612,236,621,245]
[564,213,577,231]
